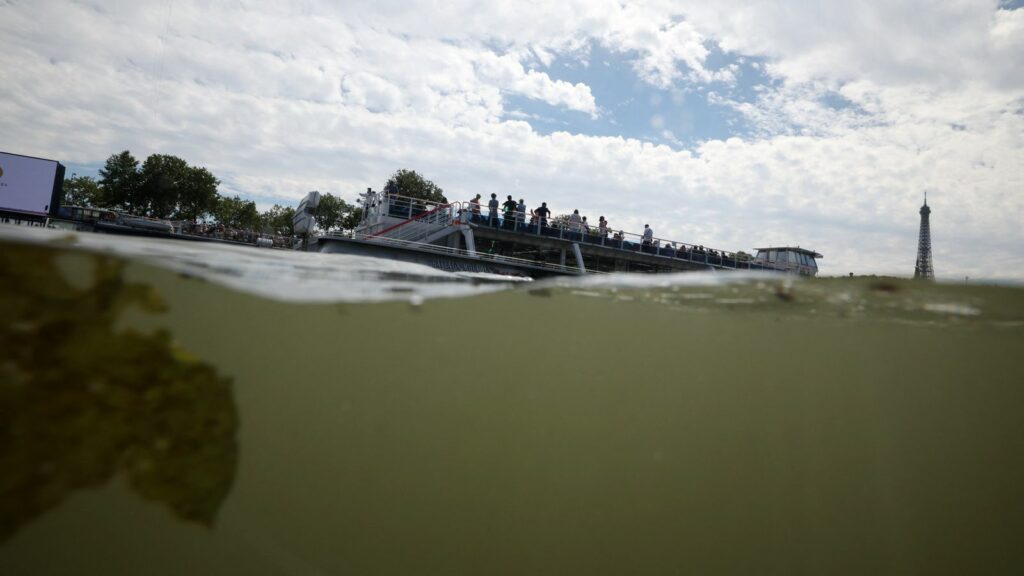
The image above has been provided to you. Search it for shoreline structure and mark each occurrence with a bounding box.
[4,186,821,279]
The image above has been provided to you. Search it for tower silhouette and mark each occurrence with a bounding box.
[914,193,934,280]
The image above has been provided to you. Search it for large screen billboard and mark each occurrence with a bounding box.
[0,151,65,217]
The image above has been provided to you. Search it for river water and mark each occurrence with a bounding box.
[2,224,1023,574]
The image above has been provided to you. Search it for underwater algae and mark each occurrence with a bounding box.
[0,242,238,542]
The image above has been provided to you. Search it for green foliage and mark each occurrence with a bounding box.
[139,154,191,219]
[382,169,446,203]
[549,214,571,228]
[213,195,260,230]
[0,243,238,542]
[341,206,363,230]
[95,151,220,222]
[87,149,375,234]
[176,166,220,223]
[97,150,141,210]
[260,204,295,236]
[313,192,342,231]
[314,192,363,231]
[62,174,101,207]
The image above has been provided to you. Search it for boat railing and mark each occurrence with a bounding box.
[463,212,778,272]
[368,199,457,241]
[365,193,812,275]
[345,233,593,276]
[376,194,452,223]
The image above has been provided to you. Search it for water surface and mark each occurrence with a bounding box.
[1,225,1023,574]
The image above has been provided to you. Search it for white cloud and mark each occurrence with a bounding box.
[474,52,597,117]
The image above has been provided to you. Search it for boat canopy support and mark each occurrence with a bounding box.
[572,242,586,274]
[461,227,477,256]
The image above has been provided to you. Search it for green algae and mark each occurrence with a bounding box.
[0,244,238,543]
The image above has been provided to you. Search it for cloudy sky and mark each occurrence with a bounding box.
[2,0,1022,279]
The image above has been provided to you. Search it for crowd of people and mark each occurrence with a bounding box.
[463,193,742,262]
[467,193,612,236]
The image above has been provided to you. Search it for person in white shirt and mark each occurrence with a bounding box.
[488,193,500,227]
[642,224,654,246]
[569,209,582,232]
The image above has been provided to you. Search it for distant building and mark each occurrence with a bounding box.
[914,194,934,280]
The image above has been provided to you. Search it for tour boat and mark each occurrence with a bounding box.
[315,191,822,278]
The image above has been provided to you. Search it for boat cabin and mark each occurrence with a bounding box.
[753,247,822,277]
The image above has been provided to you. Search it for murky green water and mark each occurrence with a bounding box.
[2,230,1024,574]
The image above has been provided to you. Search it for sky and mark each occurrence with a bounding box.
[1,0,1022,280]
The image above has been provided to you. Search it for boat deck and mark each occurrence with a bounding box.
[335,192,818,277]
[469,222,765,274]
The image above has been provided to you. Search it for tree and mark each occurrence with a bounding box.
[96,151,220,221]
[313,192,343,231]
[314,193,362,232]
[138,154,191,219]
[341,207,363,230]
[549,213,571,228]
[62,174,101,207]
[176,166,220,223]
[260,204,295,236]
[213,195,260,230]
[97,150,141,210]
[382,169,446,203]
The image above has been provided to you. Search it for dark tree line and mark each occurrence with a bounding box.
[94,151,219,222]
[63,150,369,236]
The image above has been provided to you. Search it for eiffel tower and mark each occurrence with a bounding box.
[914,193,934,280]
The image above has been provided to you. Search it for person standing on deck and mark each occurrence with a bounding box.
[535,202,551,227]
[488,193,500,227]
[598,216,608,237]
[470,194,481,222]
[642,224,654,246]
[569,209,582,233]
[516,198,527,229]
[502,195,518,229]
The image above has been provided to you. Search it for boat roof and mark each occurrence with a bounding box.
[754,246,823,259]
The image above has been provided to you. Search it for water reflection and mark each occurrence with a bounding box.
[0,243,238,543]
